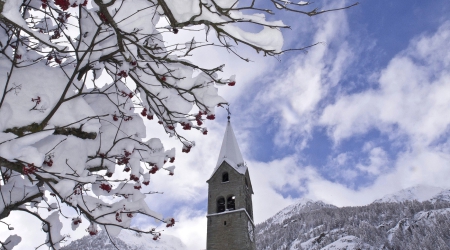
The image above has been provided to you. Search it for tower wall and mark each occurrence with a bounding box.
[207,162,256,250]
[207,210,256,250]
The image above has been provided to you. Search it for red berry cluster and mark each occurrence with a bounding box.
[51,30,61,40]
[167,125,174,130]
[123,166,130,172]
[182,145,192,153]
[195,111,204,125]
[202,129,208,135]
[120,90,134,98]
[47,55,53,61]
[15,54,22,59]
[54,0,70,10]
[228,81,236,86]
[115,212,122,222]
[32,96,41,105]
[130,61,137,66]
[99,183,112,193]
[206,114,215,120]
[127,213,133,218]
[23,163,38,175]
[117,157,129,165]
[41,0,48,8]
[142,180,150,186]
[149,165,158,174]
[53,0,87,10]
[105,172,113,177]
[181,122,191,130]
[73,185,82,195]
[134,184,141,190]
[57,12,70,23]
[88,227,98,236]
[72,217,82,225]
[44,155,53,167]
[166,218,175,227]
[141,108,153,120]
[169,157,175,163]
[117,70,128,78]
[130,174,139,181]
[123,116,133,121]
[55,57,62,64]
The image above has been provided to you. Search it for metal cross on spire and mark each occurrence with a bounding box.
[226,106,231,121]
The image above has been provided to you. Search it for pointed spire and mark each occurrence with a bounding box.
[216,121,245,171]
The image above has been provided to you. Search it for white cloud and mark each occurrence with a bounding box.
[247,9,354,149]
[320,22,450,146]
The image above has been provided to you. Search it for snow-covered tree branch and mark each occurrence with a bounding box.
[0,0,356,248]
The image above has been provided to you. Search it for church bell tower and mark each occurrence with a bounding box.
[206,119,256,250]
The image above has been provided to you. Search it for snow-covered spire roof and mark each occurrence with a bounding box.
[214,121,247,175]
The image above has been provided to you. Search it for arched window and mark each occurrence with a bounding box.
[217,197,225,213]
[227,195,235,210]
[222,172,229,182]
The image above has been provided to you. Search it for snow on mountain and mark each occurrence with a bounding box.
[267,198,337,225]
[256,186,450,250]
[430,189,450,202]
[62,229,186,250]
[372,185,444,203]
[321,236,372,250]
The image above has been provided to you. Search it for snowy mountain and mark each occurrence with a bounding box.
[267,199,337,225]
[256,186,450,249]
[373,185,444,203]
[61,229,186,250]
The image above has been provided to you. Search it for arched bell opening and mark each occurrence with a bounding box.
[227,195,236,210]
[217,197,225,213]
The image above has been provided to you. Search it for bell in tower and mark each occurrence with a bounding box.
[206,118,256,250]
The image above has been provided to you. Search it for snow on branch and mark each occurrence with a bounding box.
[0,0,356,248]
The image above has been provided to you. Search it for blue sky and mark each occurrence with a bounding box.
[144,0,450,248]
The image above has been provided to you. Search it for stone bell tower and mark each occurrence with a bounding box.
[206,119,256,250]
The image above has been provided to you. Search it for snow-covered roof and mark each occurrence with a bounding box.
[212,121,247,176]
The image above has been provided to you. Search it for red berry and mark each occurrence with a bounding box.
[105,172,113,177]
[206,114,215,120]
[228,81,236,86]
[143,180,150,185]
[113,114,118,121]
[149,166,158,174]
[169,157,175,163]
[99,183,112,193]
[173,28,178,34]
[141,108,147,116]
[161,76,166,81]
[203,129,208,135]
[147,114,153,120]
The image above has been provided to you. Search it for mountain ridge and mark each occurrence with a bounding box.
[256,185,450,250]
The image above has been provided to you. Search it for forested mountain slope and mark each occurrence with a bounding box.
[256,187,450,250]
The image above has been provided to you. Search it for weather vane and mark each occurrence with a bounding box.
[226,106,231,121]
